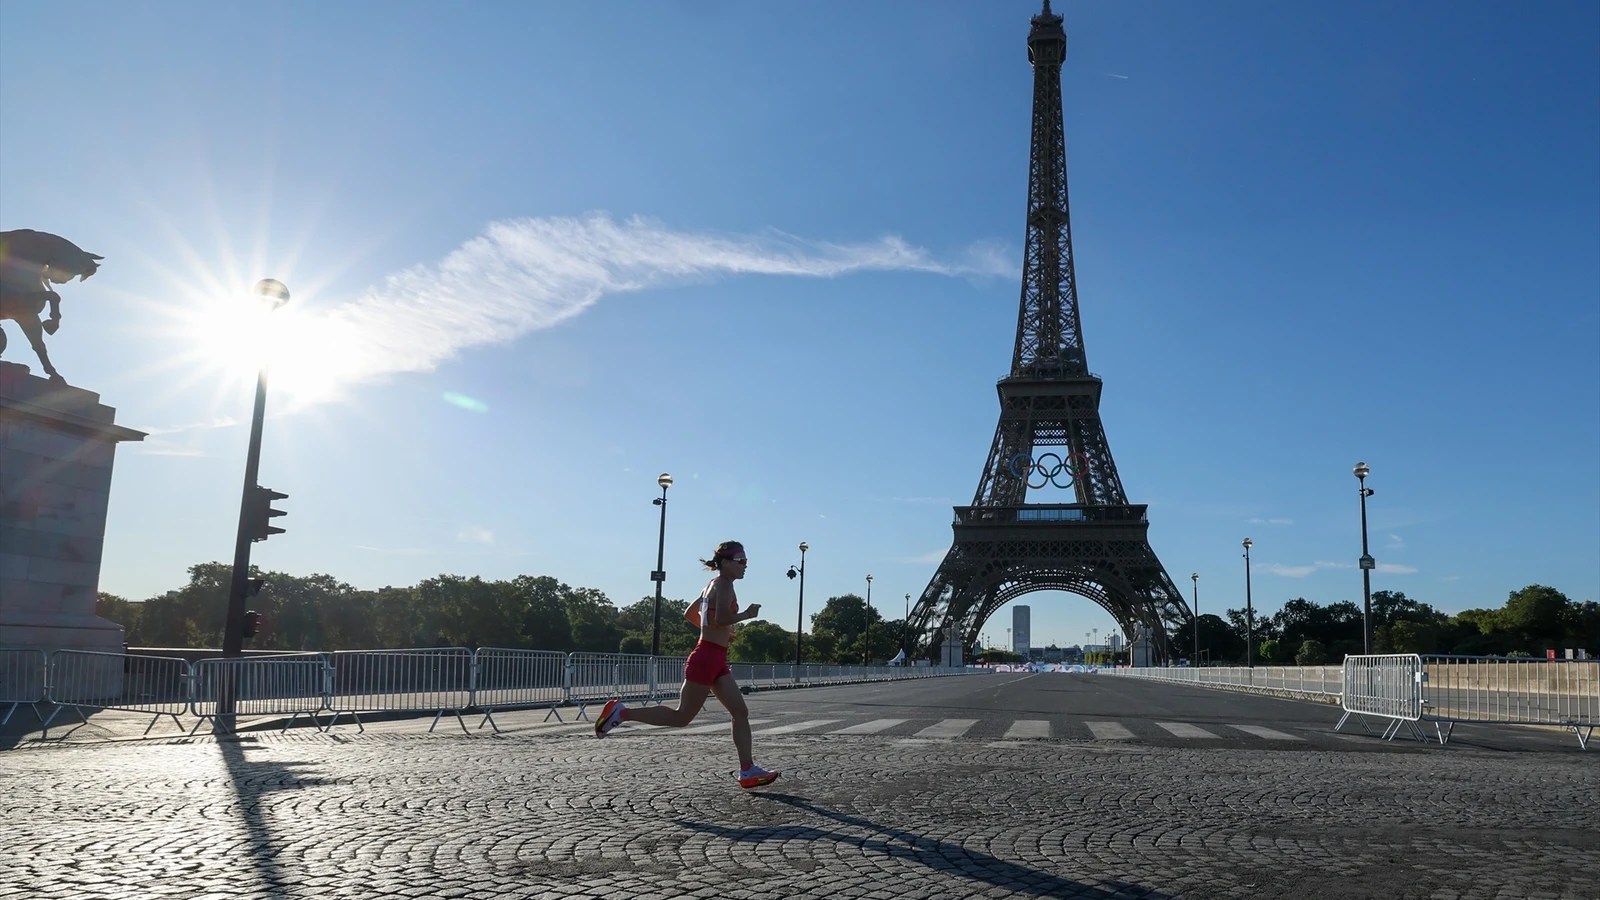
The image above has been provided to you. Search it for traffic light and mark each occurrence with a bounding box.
[247,485,288,542]
[241,610,262,638]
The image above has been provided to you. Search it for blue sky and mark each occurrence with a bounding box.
[3,0,1596,653]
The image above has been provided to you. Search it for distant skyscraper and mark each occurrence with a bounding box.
[1108,632,1123,651]
[1013,605,1031,656]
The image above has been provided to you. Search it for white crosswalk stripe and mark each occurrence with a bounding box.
[1228,724,1303,741]
[753,719,842,735]
[1085,721,1135,740]
[1156,722,1221,739]
[1002,720,1051,739]
[830,718,907,735]
[914,719,978,739]
[557,714,1333,746]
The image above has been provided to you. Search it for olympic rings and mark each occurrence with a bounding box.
[1006,451,1090,490]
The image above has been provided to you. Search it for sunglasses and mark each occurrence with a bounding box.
[729,557,749,564]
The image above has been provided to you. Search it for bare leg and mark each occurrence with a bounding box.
[15,314,59,379]
[710,674,754,769]
[624,679,711,728]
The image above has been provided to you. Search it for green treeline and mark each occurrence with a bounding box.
[1176,585,1597,664]
[95,563,1595,664]
[95,562,905,664]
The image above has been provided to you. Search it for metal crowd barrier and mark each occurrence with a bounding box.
[327,648,475,733]
[41,650,192,738]
[1336,654,1427,741]
[1099,664,1343,699]
[1421,655,1598,749]
[189,655,328,735]
[1,648,47,726]
[567,652,660,719]
[7,646,980,740]
[472,648,570,731]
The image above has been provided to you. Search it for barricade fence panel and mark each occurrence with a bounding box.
[327,648,474,714]
[1421,656,1599,726]
[1341,655,1423,722]
[1,647,47,705]
[190,656,328,720]
[472,648,568,712]
[46,650,193,715]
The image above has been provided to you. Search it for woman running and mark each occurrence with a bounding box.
[593,540,779,789]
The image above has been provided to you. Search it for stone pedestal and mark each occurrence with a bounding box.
[0,362,145,658]
[1129,624,1155,667]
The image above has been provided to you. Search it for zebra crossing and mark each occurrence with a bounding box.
[554,712,1310,745]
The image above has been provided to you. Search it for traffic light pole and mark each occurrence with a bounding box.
[223,364,270,662]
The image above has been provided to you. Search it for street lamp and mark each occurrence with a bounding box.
[1242,538,1254,669]
[224,278,291,661]
[1354,461,1376,655]
[903,592,911,656]
[220,279,290,728]
[787,542,809,673]
[864,574,873,664]
[648,472,673,657]
[1190,572,1199,667]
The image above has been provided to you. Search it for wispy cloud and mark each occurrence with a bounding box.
[1386,533,1406,549]
[1267,560,1348,578]
[1104,72,1131,80]
[1377,563,1417,575]
[292,213,1009,397]
[136,441,206,457]
[457,527,495,545]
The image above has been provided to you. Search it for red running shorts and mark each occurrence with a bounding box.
[684,639,733,686]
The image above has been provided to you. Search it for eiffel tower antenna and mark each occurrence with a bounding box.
[911,2,1191,665]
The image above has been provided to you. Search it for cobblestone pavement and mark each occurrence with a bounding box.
[2,723,1596,900]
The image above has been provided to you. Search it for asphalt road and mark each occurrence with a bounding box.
[2,672,1595,900]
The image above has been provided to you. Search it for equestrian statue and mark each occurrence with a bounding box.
[0,229,103,382]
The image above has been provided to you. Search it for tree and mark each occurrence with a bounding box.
[1501,584,1572,652]
[1256,639,1280,665]
[731,621,792,663]
[1294,639,1328,665]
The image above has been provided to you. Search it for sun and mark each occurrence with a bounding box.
[176,276,370,410]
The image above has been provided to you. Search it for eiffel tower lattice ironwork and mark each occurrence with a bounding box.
[911,1,1190,664]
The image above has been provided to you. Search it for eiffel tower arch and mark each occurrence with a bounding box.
[911,1,1191,664]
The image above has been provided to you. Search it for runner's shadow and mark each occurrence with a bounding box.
[678,791,1171,899]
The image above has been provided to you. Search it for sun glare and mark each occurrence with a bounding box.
[178,278,367,410]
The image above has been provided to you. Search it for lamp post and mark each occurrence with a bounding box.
[220,279,290,727]
[787,542,809,674]
[1242,538,1254,669]
[1190,572,1199,667]
[224,278,290,661]
[864,574,873,664]
[1354,461,1376,655]
[903,592,911,656]
[648,473,673,657]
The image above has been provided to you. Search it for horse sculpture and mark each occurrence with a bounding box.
[0,229,104,382]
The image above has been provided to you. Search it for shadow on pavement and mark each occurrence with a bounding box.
[214,736,335,891]
[677,791,1171,899]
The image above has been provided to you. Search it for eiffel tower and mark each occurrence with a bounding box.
[911,1,1190,664]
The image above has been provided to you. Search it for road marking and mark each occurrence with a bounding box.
[1156,722,1221,739]
[754,719,842,735]
[1229,724,1303,741]
[610,718,775,737]
[1085,721,1134,740]
[1002,720,1051,739]
[830,718,907,735]
[914,719,978,739]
